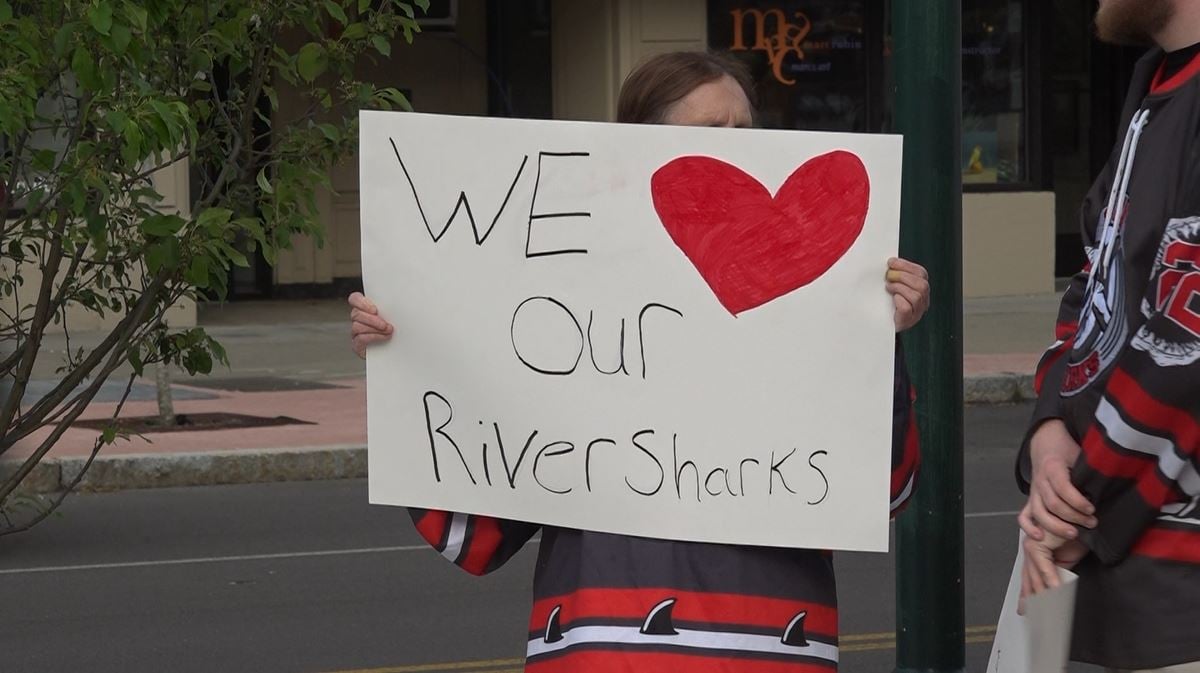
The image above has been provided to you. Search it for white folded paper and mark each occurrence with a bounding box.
[988,535,1079,673]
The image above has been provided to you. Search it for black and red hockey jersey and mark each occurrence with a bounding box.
[409,343,919,672]
[1020,47,1200,670]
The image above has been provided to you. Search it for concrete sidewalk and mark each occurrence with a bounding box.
[4,293,1062,493]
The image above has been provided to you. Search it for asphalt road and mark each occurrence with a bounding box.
[0,403,1104,673]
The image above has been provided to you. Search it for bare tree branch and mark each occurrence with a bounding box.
[0,273,167,455]
[0,371,138,536]
[15,286,186,436]
[0,130,30,230]
[0,204,70,440]
[0,365,116,502]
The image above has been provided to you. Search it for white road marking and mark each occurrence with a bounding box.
[964,510,1020,520]
[0,540,538,576]
[0,514,1021,577]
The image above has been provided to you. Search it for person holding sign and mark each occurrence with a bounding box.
[1017,1,1200,671]
[351,51,929,672]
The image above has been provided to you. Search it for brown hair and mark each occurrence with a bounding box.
[616,51,757,124]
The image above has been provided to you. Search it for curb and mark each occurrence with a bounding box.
[964,372,1036,405]
[3,445,366,495]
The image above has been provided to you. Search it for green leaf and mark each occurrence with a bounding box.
[145,237,181,274]
[185,255,210,288]
[105,110,129,133]
[414,0,430,13]
[183,347,213,376]
[128,348,144,376]
[86,212,106,242]
[234,217,267,246]
[324,0,348,25]
[256,168,274,195]
[370,35,391,56]
[263,85,279,111]
[149,100,181,143]
[221,242,249,268]
[296,42,327,82]
[123,1,148,32]
[120,123,143,165]
[110,24,132,54]
[342,22,367,40]
[31,149,57,171]
[88,3,113,35]
[207,337,229,367]
[102,425,118,444]
[377,87,412,111]
[359,0,370,11]
[72,47,100,91]
[0,0,12,23]
[141,214,186,237]
[316,123,340,141]
[197,207,233,233]
[53,22,77,59]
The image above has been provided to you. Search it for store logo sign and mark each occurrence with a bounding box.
[730,8,813,85]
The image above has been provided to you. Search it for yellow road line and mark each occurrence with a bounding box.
[843,633,997,653]
[320,626,998,673]
[842,624,996,643]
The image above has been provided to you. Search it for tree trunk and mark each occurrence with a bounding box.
[155,364,175,426]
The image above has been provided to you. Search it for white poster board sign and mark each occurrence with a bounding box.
[360,110,903,551]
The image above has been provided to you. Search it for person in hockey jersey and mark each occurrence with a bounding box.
[1018,1,1200,671]
[350,51,930,672]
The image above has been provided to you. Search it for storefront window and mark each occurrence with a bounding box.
[708,0,1032,187]
[962,0,1027,185]
[707,1,873,132]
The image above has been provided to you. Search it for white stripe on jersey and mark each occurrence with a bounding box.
[891,473,916,513]
[1096,398,1200,496]
[527,625,838,664]
[442,513,469,563]
[1160,498,1200,524]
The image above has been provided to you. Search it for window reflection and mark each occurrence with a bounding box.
[962,0,1027,184]
[708,0,871,132]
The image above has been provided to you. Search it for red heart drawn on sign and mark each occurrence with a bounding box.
[650,151,869,316]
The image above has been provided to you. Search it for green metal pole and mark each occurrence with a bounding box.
[892,2,965,673]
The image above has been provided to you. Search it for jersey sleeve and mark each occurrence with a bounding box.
[1016,196,1101,493]
[890,338,920,517]
[1070,216,1200,565]
[408,508,541,576]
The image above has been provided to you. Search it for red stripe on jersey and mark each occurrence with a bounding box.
[526,649,837,673]
[1105,368,1200,455]
[1081,425,1154,480]
[1152,50,1200,94]
[530,588,837,638]
[1034,332,1075,395]
[890,405,920,514]
[1131,526,1200,564]
[414,510,450,551]
[1137,469,1186,509]
[459,517,503,576]
[1055,318,1080,343]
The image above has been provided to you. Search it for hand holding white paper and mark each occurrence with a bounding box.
[988,535,1079,673]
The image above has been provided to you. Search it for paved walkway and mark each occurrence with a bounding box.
[5,293,1062,491]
